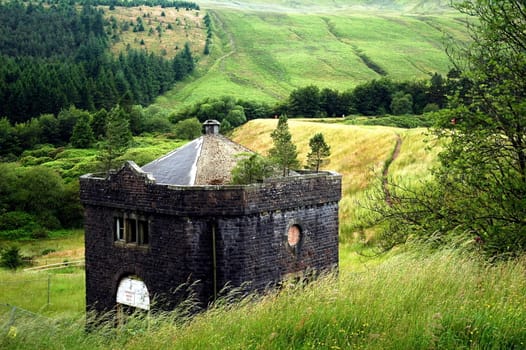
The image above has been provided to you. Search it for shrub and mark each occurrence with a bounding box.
[142,116,173,134]
[0,246,26,269]
[0,228,33,240]
[423,103,440,113]
[0,211,37,231]
[231,153,274,184]
[174,118,202,140]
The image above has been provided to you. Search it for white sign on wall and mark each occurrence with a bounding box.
[116,277,150,310]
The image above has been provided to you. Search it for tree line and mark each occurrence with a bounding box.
[0,103,138,238]
[0,1,195,123]
[0,103,180,159]
[170,71,471,132]
[282,71,471,118]
[40,0,199,10]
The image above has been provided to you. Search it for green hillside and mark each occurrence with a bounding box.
[156,0,469,110]
[2,120,526,349]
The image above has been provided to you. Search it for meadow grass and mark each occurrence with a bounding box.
[1,121,525,348]
[0,230,85,317]
[231,119,437,243]
[0,270,85,317]
[1,249,525,349]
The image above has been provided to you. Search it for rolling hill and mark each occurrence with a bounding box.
[154,0,470,110]
[230,118,440,242]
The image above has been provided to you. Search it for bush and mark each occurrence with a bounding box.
[360,115,433,128]
[19,155,54,166]
[231,153,274,184]
[142,116,173,134]
[0,211,38,231]
[174,118,202,140]
[0,228,33,240]
[423,103,440,113]
[0,246,26,269]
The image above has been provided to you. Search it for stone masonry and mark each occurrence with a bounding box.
[80,123,341,315]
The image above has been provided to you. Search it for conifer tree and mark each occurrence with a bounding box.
[269,115,300,176]
[98,106,132,173]
[306,132,331,172]
[70,113,95,148]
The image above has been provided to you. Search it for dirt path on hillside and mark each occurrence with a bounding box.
[383,134,402,206]
[208,10,236,72]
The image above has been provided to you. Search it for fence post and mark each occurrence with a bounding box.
[47,275,51,306]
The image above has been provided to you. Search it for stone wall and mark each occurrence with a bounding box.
[81,162,341,313]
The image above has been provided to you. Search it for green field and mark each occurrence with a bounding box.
[156,0,469,110]
[2,249,526,349]
[2,118,526,348]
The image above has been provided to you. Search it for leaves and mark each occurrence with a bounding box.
[373,0,526,258]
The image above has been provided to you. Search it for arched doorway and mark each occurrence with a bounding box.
[116,276,150,311]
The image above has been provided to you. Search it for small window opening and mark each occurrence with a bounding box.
[127,218,137,243]
[138,220,149,245]
[115,217,124,241]
[114,213,150,247]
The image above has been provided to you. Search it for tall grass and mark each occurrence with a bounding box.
[2,249,525,349]
[0,270,85,317]
[231,119,437,243]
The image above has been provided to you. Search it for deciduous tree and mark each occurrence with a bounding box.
[373,0,526,258]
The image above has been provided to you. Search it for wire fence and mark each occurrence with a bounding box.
[0,268,85,321]
[0,303,54,337]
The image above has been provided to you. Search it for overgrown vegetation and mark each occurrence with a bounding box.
[0,135,184,238]
[366,0,526,259]
[1,250,525,349]
[230,153,273,185]
[1,0,525,347]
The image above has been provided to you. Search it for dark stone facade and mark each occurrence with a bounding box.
[80,161,341,314]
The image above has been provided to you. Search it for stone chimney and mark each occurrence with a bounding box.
[203,119,221,135]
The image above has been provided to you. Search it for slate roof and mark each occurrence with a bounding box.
[141,121,253,185]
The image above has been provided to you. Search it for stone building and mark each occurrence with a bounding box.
[80,120,341,314]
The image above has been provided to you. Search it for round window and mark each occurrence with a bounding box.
[287,224,302,247]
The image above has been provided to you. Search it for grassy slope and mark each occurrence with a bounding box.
[2,121,526,348]
[155,0,469,110]
[2,251,525,349]
[103,6,206,59]
[231,119,439,241]
[1,119,437,315]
